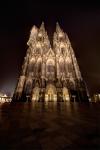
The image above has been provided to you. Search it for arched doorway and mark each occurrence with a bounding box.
[25,78,32,95]
[32,87,40,101]
[63,87,70,101]
[45,84,57,101]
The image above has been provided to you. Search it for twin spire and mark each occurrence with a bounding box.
[28,22,64,47]
[30,22,63,36]
[39,22,63,32]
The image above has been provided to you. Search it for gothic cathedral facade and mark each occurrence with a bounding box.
[12,22,89,102]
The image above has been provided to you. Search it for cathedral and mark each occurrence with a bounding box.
[12,22,89,102]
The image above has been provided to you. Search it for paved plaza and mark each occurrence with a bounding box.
[0,102,100,149]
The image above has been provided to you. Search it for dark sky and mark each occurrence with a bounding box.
[0,0,100,96]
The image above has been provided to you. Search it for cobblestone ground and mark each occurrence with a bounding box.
[0,102,100,150]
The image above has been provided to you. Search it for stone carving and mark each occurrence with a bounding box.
[12,22,89,102]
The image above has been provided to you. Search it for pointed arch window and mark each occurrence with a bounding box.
[59,57,64,73]
[46,59,55,79]
[36,58,42,76]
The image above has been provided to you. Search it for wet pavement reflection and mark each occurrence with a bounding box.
[0,102,100,149]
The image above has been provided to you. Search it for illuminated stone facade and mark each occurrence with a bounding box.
[12,22,89,102]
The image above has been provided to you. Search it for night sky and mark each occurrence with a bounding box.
[0,0,100,96]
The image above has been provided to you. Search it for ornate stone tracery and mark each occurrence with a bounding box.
[12,22,89,102]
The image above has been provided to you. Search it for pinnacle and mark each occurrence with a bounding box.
[30,25,38,34]
[56,22,60,27]
[56,22,62,32]
[39,21,45,32]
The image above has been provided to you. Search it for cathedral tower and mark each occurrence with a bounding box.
[12,22,89,102]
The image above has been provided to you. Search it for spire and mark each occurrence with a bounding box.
[56,22,62,33]
[56,22,65,40]
[29,25,38,39]
[39,22,45,33]
[30,25,38,35]
[27,25,38,46]
[39,22,51,49]
[44,31,51,48]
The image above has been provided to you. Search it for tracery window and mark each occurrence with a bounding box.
[59,57,64,73]
[46,59,55,78]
